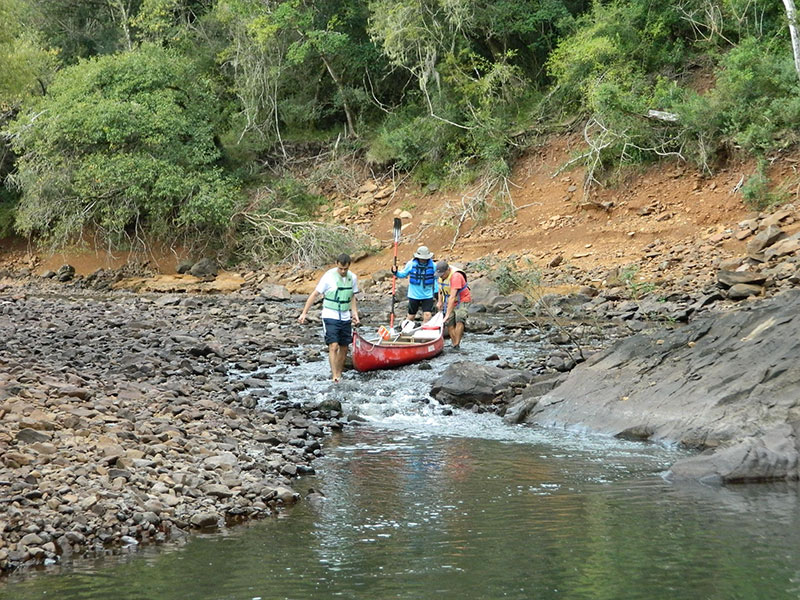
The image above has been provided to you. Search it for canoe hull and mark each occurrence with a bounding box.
[352,330,444,372]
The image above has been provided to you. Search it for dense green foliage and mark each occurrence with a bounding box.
[1,0,800,256]
[0,0,57,105]
[8,43,239,248]
[546,0,800,174]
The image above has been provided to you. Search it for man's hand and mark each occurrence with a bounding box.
[352,314,360,326]
[391,266,398,274]
[297,313,307,324]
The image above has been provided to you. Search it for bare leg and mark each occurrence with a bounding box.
[422,311,432,323]
[328,343,342,381]
[451,322,465,347]
[334,344,348,380]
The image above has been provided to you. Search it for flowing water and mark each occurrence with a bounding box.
[3,334,800,599]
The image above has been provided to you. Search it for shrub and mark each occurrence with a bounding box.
[711,38,800,154]
[739,158,794,210]
[7,44,240,250]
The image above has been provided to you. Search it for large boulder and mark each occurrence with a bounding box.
[431,362,532,406]
[190,258,218,278]
[259,283,291,301]
[468,276,502,304]
[668,423,800,484]
[522,289,800,483]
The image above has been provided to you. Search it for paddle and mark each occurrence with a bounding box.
[389,217,401,330]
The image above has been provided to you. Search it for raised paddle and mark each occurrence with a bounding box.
[389,217,401,331]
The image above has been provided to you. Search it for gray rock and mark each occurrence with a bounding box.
[431,362,532,406]
[189,512,220,528]
[16,428,51,444]
[431,362,503,406]
[468,276,502,304]
[726,283,763,299]
[19,533,44,547]
[265,485,299,504]
[764,237,800,260]
[668,423,800,484]
[747,225,785,255]
[176,259,194,274]
[523,289,800,483]
[259,283,291,301]
[202,484,234,498]
[716,270,767,288]
[108,469,131,480]
[190,258,218,278]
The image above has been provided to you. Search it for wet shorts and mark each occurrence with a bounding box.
[444,306,469,327]
[408,297,435,316]
[322,318,352,346]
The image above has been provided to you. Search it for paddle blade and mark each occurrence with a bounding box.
[393,218,402,242]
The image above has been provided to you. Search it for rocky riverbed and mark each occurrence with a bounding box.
[0,283,356,574]
[0,269,618,576]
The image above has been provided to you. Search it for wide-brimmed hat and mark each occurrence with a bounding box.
[435,260,449,275]
[414,245,434,260]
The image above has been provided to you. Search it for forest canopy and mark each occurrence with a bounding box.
[1,0,800,259]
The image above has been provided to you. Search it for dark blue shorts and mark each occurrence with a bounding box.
[322,318,352,346]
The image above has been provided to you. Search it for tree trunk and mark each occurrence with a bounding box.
[320,53,357,138]
[111,0,133,51]
[784,0,800,82]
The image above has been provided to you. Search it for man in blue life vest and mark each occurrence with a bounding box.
[392,245,439,327]
[298,253,360,382]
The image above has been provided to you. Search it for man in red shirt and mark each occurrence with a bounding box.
[435,260,471,349]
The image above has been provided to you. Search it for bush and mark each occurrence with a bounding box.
[7,43,240,250]
[711,38,800,154]
[739,158,794,210]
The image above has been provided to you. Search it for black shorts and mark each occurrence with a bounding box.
[408,297,435,316]
[322,318,352,346]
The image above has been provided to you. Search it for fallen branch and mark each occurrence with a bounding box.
[233,208,369,267]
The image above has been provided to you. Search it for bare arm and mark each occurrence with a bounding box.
[444,292,457,321]
[298,290,321,323]
[350,295,360,325]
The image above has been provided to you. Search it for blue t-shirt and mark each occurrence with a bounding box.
[396,258,439,300]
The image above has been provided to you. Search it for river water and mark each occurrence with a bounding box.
[3,334,800,599]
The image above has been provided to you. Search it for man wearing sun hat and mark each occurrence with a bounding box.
[392,245,439,326]
[435,260,471,349]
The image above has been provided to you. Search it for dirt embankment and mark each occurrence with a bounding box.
[1,133,799,298]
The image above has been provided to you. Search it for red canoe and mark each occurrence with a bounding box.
[352,317,444,372]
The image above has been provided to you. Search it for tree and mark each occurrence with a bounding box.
[783,0,800,82]
[0,0,57,105]
[217,0,382,144]
[7,43,240,249]
[29,0,140,62]
[0,0,58,236]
